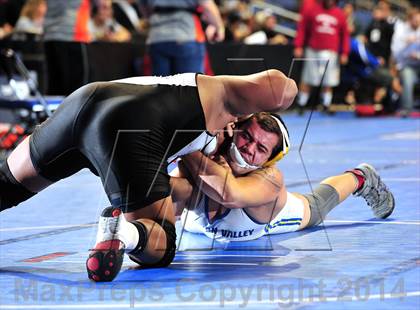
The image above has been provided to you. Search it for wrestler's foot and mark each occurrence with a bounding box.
[86,207,125,282]
[353,163,395,219]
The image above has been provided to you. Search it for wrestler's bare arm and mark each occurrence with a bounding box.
[182,152,283,208]
[169,165,195,203]
[169,165,204,216]
[220,69,298,115]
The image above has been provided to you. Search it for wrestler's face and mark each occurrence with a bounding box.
[232,118,279,168]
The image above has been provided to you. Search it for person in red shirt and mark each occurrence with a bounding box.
[294,0,350,112]
[300,0,317,14]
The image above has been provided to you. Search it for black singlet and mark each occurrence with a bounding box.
[29,75,213,211]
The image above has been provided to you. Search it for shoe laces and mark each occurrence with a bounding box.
[362,179,387,208]
[99,215,120,234]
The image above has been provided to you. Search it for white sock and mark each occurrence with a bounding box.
[321,92,332,107]
[95,212,139,250]
[298,91,309,107]
[118,220,140,251]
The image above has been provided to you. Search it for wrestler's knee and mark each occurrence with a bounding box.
[129,219,176,268]
[152,220,176,267]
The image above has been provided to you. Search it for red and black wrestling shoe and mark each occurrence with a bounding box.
[86,207,126,282]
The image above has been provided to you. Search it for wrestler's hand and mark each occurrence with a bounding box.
[208,122,235,154]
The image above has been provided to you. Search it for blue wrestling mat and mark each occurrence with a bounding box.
[1,112,419,309]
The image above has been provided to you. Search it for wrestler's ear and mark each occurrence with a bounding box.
[225,121,235,137]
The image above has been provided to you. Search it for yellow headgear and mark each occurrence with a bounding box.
[262,113,290,167]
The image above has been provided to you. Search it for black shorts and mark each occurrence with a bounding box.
[29,81,206,211]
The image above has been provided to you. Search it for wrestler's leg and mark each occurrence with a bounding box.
[7,136,53,192]
[125,196,176,266]
[2,82,100,211]
[295,164,394,230]
[84,91,199,281]
[0,136,52,211]
[294,172,358,230]
[87,196,177,282]
[1,132,97,212]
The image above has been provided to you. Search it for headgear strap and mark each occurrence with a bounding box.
[263,114,290,167]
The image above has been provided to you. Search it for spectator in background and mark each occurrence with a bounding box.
[0,22,13,40]
[140,0,225,76]
[0,0,26,30]
[44,0,91,43]
[14,0,47,35]
[299,0,316,14]
[112,0,146,41]
[364,0,396,66]
[223,10,251,43]
[342,1,365,37]
[359,1,402,112]
[43,0,91,95]
[89,0,131,42]
[294,0,350,113]
[0,0,23,39]
[392,7,420,117]
[343,37,401,107]
[219,0,252,43]
[244,10,288,45]
[343,2,355,35]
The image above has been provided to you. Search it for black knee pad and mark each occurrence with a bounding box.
[0,161,35,211]
[153,220,176,267]
[129,220,148,253]
[129,219,176,268]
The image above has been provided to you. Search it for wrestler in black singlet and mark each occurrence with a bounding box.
[29,77,213,211]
